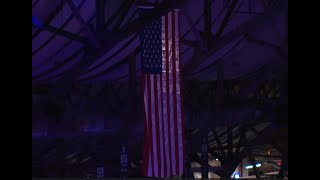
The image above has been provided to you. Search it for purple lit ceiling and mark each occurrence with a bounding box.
[32,0,288,84]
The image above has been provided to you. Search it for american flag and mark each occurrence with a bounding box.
[140,9,185,177]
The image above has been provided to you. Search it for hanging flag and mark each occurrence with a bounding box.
[141,9,185,178]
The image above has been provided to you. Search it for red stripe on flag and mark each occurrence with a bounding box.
[160,73,167,177]
[150,75,159,176]
[141,74,149,176]
[146,75,154,176]
[156,75,164,177]
[154,75,161,176]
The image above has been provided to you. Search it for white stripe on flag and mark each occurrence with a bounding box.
[167,11,177,174]
[174,10,184,173]
[161,14,170,176]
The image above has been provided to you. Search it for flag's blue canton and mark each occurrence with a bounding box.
[141,19,162,74]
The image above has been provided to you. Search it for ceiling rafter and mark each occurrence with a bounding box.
[33,47,85,80]
[32,24,88,44]
[184,0,238,73]
[79,34,138,81]
[112,0,135,30]
[32,0,67,39]
[32,14,97,79]
[32,0,88,57]
[32,0,41,8]
[66,0,101,48]
[104,0,131,29]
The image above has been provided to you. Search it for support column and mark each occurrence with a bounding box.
[201,135,208,179]
[216,61,224,106]
[56,138,66,177]
[204,0,212,49]
[96,0,105,44]
[129,53,137,116]
[214,61,224,125]
[184,136,192,178]
[278,154,288,178]
[248,151,261,180]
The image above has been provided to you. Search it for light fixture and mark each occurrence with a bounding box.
[216,158,219,161]
[234,173,240,179]
[245,163,262,169]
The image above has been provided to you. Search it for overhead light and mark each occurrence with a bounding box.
[234,173,240,179]
[216,158,219,161]
[245,163,262,169]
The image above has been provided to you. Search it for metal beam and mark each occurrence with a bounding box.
[214,0,238,39]
[247,150,262,180]
[32,0,67,39]
[208,149,222,160]
[213,130,226,160]
[227,126,233,158]
[180,10,205,51]
[32,24,88,44]
[32,47,85,80]
[234,10,264,15]
[79,35,139,81]
[250,127,260,135]
[201,136,208,179]
[66,0,100,48]
[236,124,247,156]
[136,1,160,7]
[254,154,282,158]
[113,0,135,30]
[189,36,245,76]
[184,137,193,178]
[181,39,198,47]
[204,0,213,48]
[96,0,105,41]
[104,0,130,29]
[246,36,287,60]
